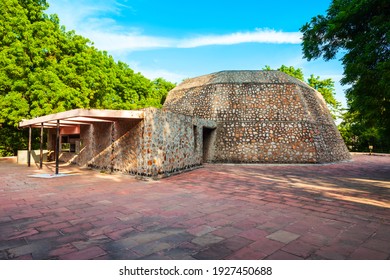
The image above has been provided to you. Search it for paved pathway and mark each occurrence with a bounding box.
[0,154,389,260]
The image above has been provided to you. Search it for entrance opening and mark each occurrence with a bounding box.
[193,125,198,151]
[202,127,216,163]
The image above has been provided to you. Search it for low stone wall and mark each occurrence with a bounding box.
[83,119,142,174]
[17,150,48,164]
[58,108,216,178]
[139,108,216,176]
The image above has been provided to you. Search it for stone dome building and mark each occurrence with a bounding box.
[20,70,351,178]
[163,70,351,163]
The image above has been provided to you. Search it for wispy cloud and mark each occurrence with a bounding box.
[84,29,301,52]
[48,1,301,53]
[48,0,134,31]
[137,68,187,84]
[178,29,301,48]
[86,31,175,51]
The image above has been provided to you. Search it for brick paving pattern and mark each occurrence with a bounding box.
[0,154,389,260]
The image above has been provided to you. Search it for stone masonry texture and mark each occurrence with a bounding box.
[51,108,216,178]
[50,70,350,177]
[163,70,351,163]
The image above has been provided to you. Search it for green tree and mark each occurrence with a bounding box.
[0,0,92,125]
[262,65,272,71]
[301,0,390,151]
[277,65,304,81]
[151,78,176,106]
[0,0,176,155]
[338,110,384,152]
[308,74,341,119]
[262,65,304,81]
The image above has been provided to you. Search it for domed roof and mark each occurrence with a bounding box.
[163,70,351,164]
[173,70,308,90]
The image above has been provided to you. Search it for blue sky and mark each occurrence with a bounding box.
[47,0,347,106]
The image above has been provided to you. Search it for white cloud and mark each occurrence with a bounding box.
[138,69,187,84]
[48,2,301,53]
[83,29,301,53]
[123,61,186,84]
[86,31,175,51]
[48,0,124,30]
[178,29,301,48]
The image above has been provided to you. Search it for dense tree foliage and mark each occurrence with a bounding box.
[300,0,390,152]
[307,74,341,119]
[263,65,341,119]
[0,0,175,156]
[276,65,305,82]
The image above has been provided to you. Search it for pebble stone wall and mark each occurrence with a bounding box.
[139,108,216,177]
[55,108,216,177]
[164,70,351,163]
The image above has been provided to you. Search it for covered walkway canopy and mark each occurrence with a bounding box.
[19,109,144,174]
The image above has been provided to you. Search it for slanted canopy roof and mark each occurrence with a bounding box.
[19,109,144,128]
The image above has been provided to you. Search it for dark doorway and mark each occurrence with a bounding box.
[202,127,216,163]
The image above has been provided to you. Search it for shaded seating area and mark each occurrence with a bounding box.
[19,109,144,174]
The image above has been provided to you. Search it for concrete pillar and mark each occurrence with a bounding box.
[39,123,44,169]
[55,120,60,175]
[28,126,32,167]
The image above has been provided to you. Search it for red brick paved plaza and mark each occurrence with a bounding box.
[0,154,389,260]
